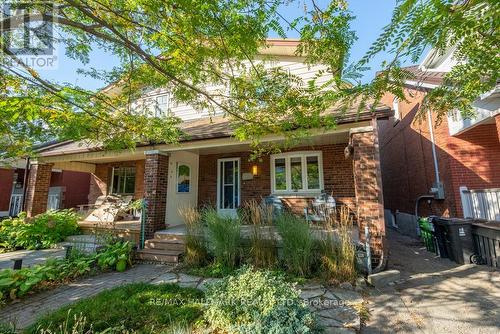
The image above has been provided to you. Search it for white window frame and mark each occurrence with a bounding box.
[176,163,191,194]
[216,157,241,215]
[270,151,324,195]
[393,97,401,122]
[110,167,136,195]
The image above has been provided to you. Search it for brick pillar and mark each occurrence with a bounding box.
[25,162,53,217]
[351,121,386,267]
[495,114,500,142]
[143,151,169,239]
[88,164,109,204]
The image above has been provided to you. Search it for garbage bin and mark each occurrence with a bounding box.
[418,218,436,253]
[434,218,473,264]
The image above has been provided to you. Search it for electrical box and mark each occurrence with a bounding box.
[430,182,445,200]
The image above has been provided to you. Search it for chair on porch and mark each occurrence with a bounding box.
[304,191,337,225]
[78,195,134,223]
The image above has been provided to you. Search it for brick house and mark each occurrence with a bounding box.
[0,151,91,218]
[20,40,392,263]
[378,49,500,235]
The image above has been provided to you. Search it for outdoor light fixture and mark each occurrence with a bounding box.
[252,165,258,176]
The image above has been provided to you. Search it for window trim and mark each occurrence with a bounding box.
[176,163,191,194]
[109,166,136,195]
[270,151,324,195]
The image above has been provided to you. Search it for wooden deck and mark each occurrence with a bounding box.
[78,220,141,243]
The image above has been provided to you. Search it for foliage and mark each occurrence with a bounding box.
[186,262,236,279]
[276,213,314,277]
[179,207,209,267]
[95,240,133,271]
[0,254,94,304]
[204,266,316,334]
[0,1,498,159]
[241,200,277,269]
[0,322,15,334]
[27,283,204,334]
[0,210,80,251]
[204,208,241,270]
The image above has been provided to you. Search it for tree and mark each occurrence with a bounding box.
[0,0,498,159]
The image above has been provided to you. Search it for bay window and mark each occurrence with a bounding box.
[271,152,323,194]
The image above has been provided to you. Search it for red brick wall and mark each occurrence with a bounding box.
[48,171,91,209]
[143,153,169,238]
[88,160,145,204]
[352,122,386,258]
[0,169,15,212]
[198,143,356,213]
[25,163,53,217]
[379,88,500,218]
[496,114,500,141]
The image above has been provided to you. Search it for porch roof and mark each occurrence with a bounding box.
[37,102,392,159]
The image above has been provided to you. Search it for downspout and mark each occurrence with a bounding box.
[427,110,441,186]
[21,157,30,212]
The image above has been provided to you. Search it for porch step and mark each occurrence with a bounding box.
[154,231,186,242]
[135,249,183,264]
[144,239,185,252]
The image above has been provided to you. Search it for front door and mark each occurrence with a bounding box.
[217,158,240,217]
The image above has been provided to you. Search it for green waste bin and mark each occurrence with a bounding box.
[419,218,436,253]
[434,218,473,264]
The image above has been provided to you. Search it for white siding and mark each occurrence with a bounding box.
[132,56,333,121]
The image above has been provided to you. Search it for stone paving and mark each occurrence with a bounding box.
[151,272,364,333]
[1,264,363,332]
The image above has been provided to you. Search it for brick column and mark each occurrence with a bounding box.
[143,151,169,239]
[351,121,386,267]
[25,162,53,217]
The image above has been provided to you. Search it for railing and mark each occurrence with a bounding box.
[47,194,60,211]
[471,221,500,268]
[9,194,23,216]
[460,187,500,221]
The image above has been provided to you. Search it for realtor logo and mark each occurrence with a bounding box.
[1,1,58,69]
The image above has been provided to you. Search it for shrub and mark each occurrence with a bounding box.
[95,240,133,272]
[320,206,357,284]
[204,208,240,269]
[179,207,209,267]
[0,210,80,250]
[204,266,316,334]
[27,283,204,334]
[276,213,314,277]
[0,255,94,303]
[0,322,15,334]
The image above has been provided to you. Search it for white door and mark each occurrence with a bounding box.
[166,151,199,226]
[217,158,240,217]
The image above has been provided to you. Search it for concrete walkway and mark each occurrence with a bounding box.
[0,249,66,270]
[0,264,170,329]
[363,229,500,334]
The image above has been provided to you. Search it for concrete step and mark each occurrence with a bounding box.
[144,239,185,251]
[135,249,183,264]
[154,231,186,242]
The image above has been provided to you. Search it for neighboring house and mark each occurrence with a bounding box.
[20,40,392,264]
[378,49,500,236]
[0,155,91,217]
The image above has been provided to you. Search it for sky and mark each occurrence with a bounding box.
[39,0,414,91]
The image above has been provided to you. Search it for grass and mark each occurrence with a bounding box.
[204,208,240,269]
[185,262,236,278]
[244,200,277,269]
[179,207,209,267]
[276,212,314,277]
[26,283,204,334]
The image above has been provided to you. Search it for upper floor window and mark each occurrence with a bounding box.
[111,167,136,195]
[393,97,401,121]
[177,163,191,193]
[154,93,170,117]
[271,152,323,194]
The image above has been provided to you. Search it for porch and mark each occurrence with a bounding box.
[27,118,387,263]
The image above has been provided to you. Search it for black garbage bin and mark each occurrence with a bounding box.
[434,218,473,264]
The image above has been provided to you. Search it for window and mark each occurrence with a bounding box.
[154,93,170,117]
[271,152,323,194]
[111,167,136,195]
[393,97,401,121]
[177,163,191,193]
